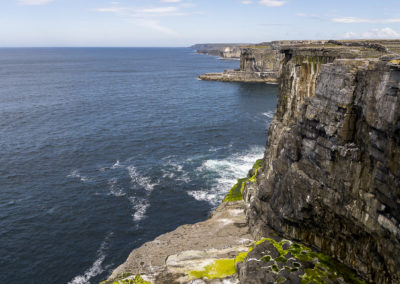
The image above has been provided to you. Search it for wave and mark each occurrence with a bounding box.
[129,196,150,222]
[68,232,113,284]
[111,160,122,169]
[189,145,264,207]
[262,111,275,119]
[127,166,158,191]
[67,170,91,182]
[161,160,191,183]
[108,178,126,197]
[208,143,233,152]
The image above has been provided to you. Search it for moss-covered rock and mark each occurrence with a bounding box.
[223,159,263,202]
[237,237,367,283]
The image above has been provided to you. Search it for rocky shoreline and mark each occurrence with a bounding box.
[104,40,400,284]
[103,161,367,284]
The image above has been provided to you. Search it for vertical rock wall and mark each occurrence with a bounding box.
[244,48,400,283]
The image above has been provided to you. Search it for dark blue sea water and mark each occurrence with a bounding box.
[0,48,277,284]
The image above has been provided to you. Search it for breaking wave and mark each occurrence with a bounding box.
[129,196,150,222]
[262,111,275,119]
[67,170,91,182]
[68,232,113,284]
[188,145,264,207]
[127,166,158,191]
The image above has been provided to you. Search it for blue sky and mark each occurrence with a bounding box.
[1,0,400,47]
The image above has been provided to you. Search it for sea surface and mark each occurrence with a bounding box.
[0,48,277,283]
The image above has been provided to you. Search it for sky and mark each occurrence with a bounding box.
[1,0,400,47]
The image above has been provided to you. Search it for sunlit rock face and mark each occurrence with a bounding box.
[244,44,400,283]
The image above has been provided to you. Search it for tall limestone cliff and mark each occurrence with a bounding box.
[103,41,400,284]
[243,43,400,283]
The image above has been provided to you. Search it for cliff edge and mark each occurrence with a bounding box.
[244,41,400,283]
[104,40,400,284]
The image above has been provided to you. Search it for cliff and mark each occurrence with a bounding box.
[199,41,328,83]
[103,40,400,284]
[199,42,283,83]
[191,43,245,59]
[244,42,400,283]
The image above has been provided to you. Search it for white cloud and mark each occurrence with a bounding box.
[17,0,52,5]
[259,0,286,7]
[95,5,183,36]
[241,0,253,4]
[161,0,182,2]
[136,19,179,36]
[332,17,400,24]
[343,27,400,39]
[363,27,400,38]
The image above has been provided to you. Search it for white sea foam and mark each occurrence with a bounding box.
[127,166,158,191]
[129,197,150,222]
[111,160,122,169]
[108,178,126,197]
[161,160,191,183]
[68,232,113,284]
[67,170,91,182]
[208,143,233,152]
[189,145,264,207]
[262,111,275,119]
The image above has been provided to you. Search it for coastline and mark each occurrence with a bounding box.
[102,160,366,284]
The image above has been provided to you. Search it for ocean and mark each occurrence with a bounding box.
[0,47,277,283]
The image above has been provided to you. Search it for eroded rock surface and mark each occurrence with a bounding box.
[244,44,400,283]
[105,201,254,284]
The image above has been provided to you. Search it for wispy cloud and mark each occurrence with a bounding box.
[161,0,182,2]
[343,27,400,39]
[332,17,400,24]
[95,5,184,36]
[95,6,181,16]
[17,0,52,5]
[136,19,179,36]
[241,0,253,4]
[259,0,287,7]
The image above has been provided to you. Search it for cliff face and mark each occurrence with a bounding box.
[104,41,400,284]
[191,43,244,59]
[244,45,400,283]
[200,43,283,83]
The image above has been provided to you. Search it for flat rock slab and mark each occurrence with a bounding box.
[106,201,254,283]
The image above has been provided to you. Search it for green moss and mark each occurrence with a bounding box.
[223,178,247,202]
[263,239,366,284]
[260,255,271,262]
[255,238,268,245]
[189,259,236,279]
[271,264,280,273]
[277,276,287,283]
[112,275,151,284]
[275,256,288,263]
[235,251,249,264]
[223,159,263,202]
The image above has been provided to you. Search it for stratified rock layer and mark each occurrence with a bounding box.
[244,45,400,283]
[200,42,284,83]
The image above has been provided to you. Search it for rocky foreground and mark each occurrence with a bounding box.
[103,164,366,284]
[104,40,400,284]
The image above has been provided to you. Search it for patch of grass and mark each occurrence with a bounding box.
[260,255,272,262]
[223,159,263,202]
[263,239,366,284]
[111,274,151,284]
[189,259,236,279]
